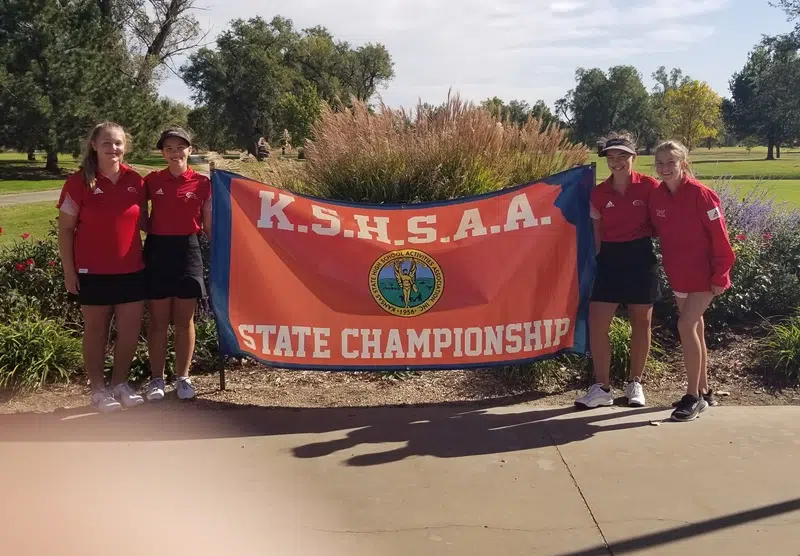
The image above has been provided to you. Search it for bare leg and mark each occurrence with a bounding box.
[172,298,197,379]
[147,298,173,379]
[698,317,709,393]
[627,304,653,381]
[589,302,618,388]
[110,301,144,386]
[81,305,113,391]
[676,293,714,397]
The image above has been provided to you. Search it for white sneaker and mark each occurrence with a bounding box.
[176,377,196,400]
[90,389,122,413]
[146,378,166,401]
[575,383,614,409]
[625,380,646,407]
[112,382,145,408]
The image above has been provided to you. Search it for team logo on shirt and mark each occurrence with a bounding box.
[186,192,197,199]
[369,250,444,317]
[93,187,104,195]
[632,200,645,207]
[605,201,614,208]
[127,186,138,194]
[656,209,666,218]
[707,207,721,221]
[155,189,164,195]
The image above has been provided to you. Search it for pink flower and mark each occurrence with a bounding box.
[21,233,30,239]
[48,260,56,267]
[26,258,34,267]
[763,233,773,240]
[735,233,747,241]
[0,227,3,234]
[15,263,25,272]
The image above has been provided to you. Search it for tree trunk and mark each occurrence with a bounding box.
[767,137,775,160]
[45,149,59,173]
[776,143,781,159]
[27,149,36,161]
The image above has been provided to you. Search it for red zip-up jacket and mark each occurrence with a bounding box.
[649,177,736,293]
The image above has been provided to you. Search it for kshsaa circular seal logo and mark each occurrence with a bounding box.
[369,249,444,317]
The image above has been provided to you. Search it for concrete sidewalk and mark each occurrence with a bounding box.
[0,189,60,207]
[0,402,798,555]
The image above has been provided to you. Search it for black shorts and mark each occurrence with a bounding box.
[68,270,148,307]
[590,237,661,306]
[144,233,207,301]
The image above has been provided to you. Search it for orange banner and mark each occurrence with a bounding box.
[210,166,596,370]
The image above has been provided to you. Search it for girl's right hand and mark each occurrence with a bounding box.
[64,270,80,295]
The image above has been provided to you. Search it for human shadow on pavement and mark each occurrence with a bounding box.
[0,396,667,465]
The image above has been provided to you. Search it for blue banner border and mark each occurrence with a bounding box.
[210,164,596,371]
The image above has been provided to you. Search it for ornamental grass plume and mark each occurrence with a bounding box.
[299,92,589,204]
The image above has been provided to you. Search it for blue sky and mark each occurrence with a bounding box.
[159,0,797,111]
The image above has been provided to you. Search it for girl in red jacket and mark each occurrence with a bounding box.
[142,128,211,402]
[650,140,736,422]
[57,122,148,412]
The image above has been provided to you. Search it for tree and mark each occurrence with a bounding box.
[663,80,723,151]
[100,0,207,88]
[556,65,654,146]
[276,84,322,147]
[0,0,178,170]
[187,105,238,152]
[480,97,559,130]
[181,16,394,155]
[725,35,800,159]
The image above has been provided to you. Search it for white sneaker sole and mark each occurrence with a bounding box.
[119,398,145,408]
[93,403,122,413]
[574,398,614,409]
[146,391,165,401]
[628,398,646,407]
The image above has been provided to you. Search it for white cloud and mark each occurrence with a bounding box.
[164,0,729,109]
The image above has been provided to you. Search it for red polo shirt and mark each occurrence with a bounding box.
[649,177,736,293]
[56,165,146,275]
[590,171,659,242]
[145,168,210,235]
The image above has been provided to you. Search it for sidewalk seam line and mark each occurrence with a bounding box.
[545,424,614,556]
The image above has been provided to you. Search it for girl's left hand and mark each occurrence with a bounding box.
[711,284,726,296]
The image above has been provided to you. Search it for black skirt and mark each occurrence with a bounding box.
[144,234,207,300]
[68,270,148,307]
[590,237,661,305]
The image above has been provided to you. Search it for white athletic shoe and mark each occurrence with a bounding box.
[575,383,614,409]
[90,388,122,413]
[146,378,166,401]
[176,377,196,400]
[625,380,646,407]
[112,382,145,408]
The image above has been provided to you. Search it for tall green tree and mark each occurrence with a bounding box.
[181,16,394,155]
[0,0,196,170]
[726,35,800,159]
[556,65,654,147]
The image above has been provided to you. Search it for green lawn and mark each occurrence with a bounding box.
[590,147,800,181]
[0,151,203,195]
[0,201,58,247]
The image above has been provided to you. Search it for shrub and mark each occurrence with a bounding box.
[762,313,800,385]
[294,94,589,203]
[0,313,83,389]
[0,231,81,327]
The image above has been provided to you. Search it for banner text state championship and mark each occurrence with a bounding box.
[210,166,596,370]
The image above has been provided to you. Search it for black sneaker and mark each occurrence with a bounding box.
[672,389,718,407]
[671,394,708,422]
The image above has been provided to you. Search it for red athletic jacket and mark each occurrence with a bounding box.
[649,177,736,293]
